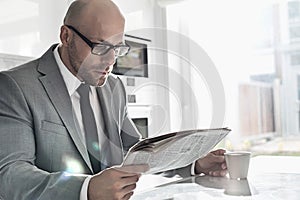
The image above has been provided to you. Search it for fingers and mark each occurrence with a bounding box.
[88,166,143,200]
[195,149,228,177]
[221,162,227,170]
[117,175,138,199]
[122,182,137,193]
[211,153,225,163]
[121,174,140,187]
[117,179,137,200]
[211,149,226,155]
[209,149,226,164]
[209,169,227,177]
[121,191,134,200]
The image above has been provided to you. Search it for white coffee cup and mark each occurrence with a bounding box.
[224,151,251,179]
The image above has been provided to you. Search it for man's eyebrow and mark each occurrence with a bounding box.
[97,40,125,45]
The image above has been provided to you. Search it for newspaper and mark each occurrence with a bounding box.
[122,128,231,174]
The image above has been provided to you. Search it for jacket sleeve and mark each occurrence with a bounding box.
[0,73,86,200]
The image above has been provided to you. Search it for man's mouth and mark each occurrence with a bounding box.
[92,68,107,73]
[95,70,110,77]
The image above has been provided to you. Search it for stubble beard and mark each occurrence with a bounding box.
[68,40,110,87]
[68,39,80,78]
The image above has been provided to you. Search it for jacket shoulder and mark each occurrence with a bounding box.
[2,58,40,80]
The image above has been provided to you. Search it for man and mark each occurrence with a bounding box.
[0,0,227,199]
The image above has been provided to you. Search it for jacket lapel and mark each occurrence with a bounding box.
[97,81,123,166]
[37,45,93,173]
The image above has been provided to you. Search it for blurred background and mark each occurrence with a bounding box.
[1,0,300,157]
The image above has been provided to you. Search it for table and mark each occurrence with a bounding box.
[132,156,300,200]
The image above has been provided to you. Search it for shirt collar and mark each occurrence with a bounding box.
[53,44,82,96]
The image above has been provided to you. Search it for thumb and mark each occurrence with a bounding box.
[211,154,225,163]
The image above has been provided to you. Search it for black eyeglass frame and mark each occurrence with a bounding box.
[65,25,130,56]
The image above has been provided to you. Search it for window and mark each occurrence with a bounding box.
[288,1,300,23]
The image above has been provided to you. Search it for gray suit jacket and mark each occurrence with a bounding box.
[0,44,141,200]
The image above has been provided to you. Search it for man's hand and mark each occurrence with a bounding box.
[88,165,148,200]
[195,149,227,177]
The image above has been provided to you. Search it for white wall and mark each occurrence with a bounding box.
[0,0,68,57]
[114,0,172,135]
[0,0,172,136]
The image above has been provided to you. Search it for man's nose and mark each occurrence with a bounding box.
[103,48,117,65]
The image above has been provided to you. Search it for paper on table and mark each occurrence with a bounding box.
[122,128,230,174]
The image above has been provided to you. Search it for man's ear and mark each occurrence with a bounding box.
[60,25,71,46]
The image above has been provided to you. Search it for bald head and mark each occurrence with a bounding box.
[59,0,126,86]
[63,0,87,25]
[64,0,125,34]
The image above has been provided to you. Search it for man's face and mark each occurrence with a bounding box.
[67,19,125,87]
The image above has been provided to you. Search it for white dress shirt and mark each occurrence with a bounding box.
[53,45,197,199]
[53,45,101,200]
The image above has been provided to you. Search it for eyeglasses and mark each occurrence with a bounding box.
[65,25,130,57]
